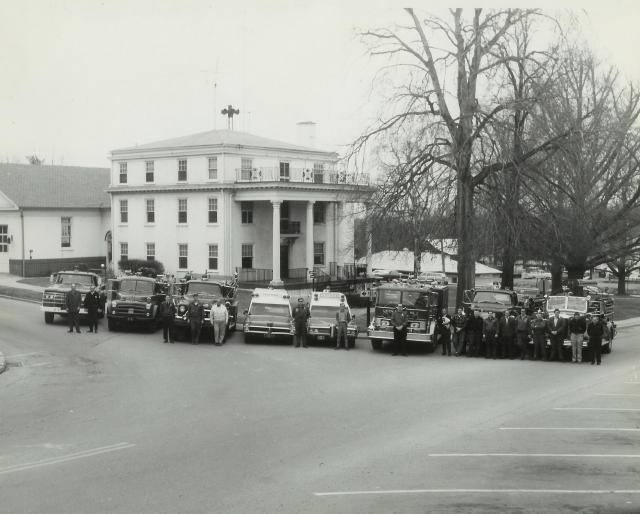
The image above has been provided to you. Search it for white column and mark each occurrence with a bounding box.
[365,203,373,277]
[306,201,315,276]
[271,200,283,286]
[335,201,344,277]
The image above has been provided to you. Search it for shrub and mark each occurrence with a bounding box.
[117,259,165,277]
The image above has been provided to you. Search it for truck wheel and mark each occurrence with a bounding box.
[371,340,382,350]
[44,312,54,324]
[348,337,356,349]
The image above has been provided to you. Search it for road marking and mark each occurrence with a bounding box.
[314,489,640,497]
[0,442,135,475]
[428,453,640,458]
[554,407,640,412]
[500,427,640,432]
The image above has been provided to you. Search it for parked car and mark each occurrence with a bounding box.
[307,291,358,347]
[243,288,294,344]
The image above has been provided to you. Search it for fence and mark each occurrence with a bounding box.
[10,256,107,277]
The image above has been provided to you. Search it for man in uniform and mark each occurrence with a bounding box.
[187,293,205,344]
[451,307,468,356]
[548,308,567,361]
[83,284,101,333]
[335,300,352,350]
[159,296,177,343]
[515,310,531,360]
[467,311,484,357]
[498,310,517,359]
[483,312,498,359]
[66,283,82,334]
[587,314,607,365]
[437,308,452,356]
[530,311,548,361]
[390,303,408,356]
[292,298,310,348]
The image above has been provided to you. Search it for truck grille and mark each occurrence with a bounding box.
[42,292,66,308]
[248,324,290,335]
[114,303,148,317]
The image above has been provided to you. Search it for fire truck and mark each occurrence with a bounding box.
[42,270,105,324]
[367,282,448,352]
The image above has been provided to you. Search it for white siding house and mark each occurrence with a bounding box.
[0,164,111,275]
[108,129,370,284]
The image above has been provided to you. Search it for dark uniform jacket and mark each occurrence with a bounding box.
[587,319,606,340]
[452,313,468,333]
[483,316,498,337]
[530,318,548,336]
[66,290,82,313]
[390,309,408,329]
[498,315,517,337]
[547,316,567,336]
[470,316,484,336]
[188,302,205,323]
[159,301,177,320]
[568,317,587,334]
[293,305,310,329]
[83,291,101,314]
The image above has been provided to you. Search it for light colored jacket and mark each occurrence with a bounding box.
[210,303,228,323]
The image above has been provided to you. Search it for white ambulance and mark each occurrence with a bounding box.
[243,288,294,344]
[307,291,358,347]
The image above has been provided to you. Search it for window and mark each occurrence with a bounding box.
[120,199,128,223]
[313,202,325,224]
[314,242,325,265]
[146,243,155,262]
[241,201,253,224]
[279,161,290,182]
[178,199,187,223]
[178,159,187,181]
[146,199,155,223]
[208,244,219,270]
[241,158,252,180]
[120,242,128,262]
[208,157,218,180]
[208,198,218,223]
[145,161,154,182]
[119,162,127,183]
[178,244,188,269]
[313,162,324,183]
[61,217,71,248]
[0,225,7,252]
[241,244,253,269]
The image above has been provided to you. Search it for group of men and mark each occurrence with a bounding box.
[159,293,229,345]
[438,307,610,365]
[291,297,352,350]
[65,283,101,334]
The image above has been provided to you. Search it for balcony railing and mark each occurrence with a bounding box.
[235,167,369,186]
[280,221,300,234]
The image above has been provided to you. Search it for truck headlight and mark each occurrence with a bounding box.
[111,300,118,308]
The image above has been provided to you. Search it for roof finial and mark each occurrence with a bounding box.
[221,104,240,130]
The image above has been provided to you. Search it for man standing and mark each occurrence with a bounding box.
[587,314,606,365]
[84,285,101,333]
[292,298,309,348]
[159,296,176,343]
[530,311,548,361]
[483,312,498,359]
[568,312,587,363]
[515,311,531,360]
[210,298,229,346]
[187,293,205,344]
[548,308,567,361]
[451,307,468,356]
[498,310,517,359]
[335,301,351,350]
[437,308,452,356]
[65,283,82,334]
[390,303,408,356]
[467,311,484,357]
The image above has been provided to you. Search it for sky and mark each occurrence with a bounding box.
[1,0,640,169]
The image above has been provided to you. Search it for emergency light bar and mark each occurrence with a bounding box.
[313,292,345,301]
[252,288,291,300]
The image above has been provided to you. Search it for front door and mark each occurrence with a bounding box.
[0,225,8,273]
[280,244,289,279]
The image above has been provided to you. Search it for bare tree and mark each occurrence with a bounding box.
[354,8,568,305]
[26,155,45,165]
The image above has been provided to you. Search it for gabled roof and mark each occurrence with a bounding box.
[0,163,110,208]
[112,129,336,157]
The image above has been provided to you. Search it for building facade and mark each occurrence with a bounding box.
[108,129,369,284]
[0,164,111,276]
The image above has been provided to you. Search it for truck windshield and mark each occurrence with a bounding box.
[547,296,587,313]
[56,274,95,286]
[377,289,430,308]
[119,280,154,294]
[185,282,223,296]
[473,291,513,305]
[250,304,290,317]
[311,306,350,318]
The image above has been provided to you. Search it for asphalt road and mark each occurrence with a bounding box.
[1,298,640,514]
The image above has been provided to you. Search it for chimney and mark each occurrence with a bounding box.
[296,121,316,148]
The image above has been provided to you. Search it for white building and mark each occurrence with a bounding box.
[108,127,370,284]
[0,163,111,275]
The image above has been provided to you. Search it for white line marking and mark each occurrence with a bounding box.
[0,442,135,475]
[554,407,640,412]
[500,427,640,431]
[596,393,640,397]
[314,489,640,497]
[428,453,640,458]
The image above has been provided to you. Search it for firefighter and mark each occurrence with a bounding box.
[451,307,468,356]
[483,312,498,359]
[530,311,548,361]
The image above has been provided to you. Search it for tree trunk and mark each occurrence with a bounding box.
[550,260,563,292]
[501,247,515,289]
[455,178,475,307]
[413,236,422,277]
[617,259,627,295]
[566,265,586,280]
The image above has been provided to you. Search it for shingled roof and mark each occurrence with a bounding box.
[0,163,110,208]
[112,129,335,156]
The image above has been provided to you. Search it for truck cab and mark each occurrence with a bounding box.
[243,288,294,344]
[42,270,104,324]
[462,288,520,319]
[106,276,166,331]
